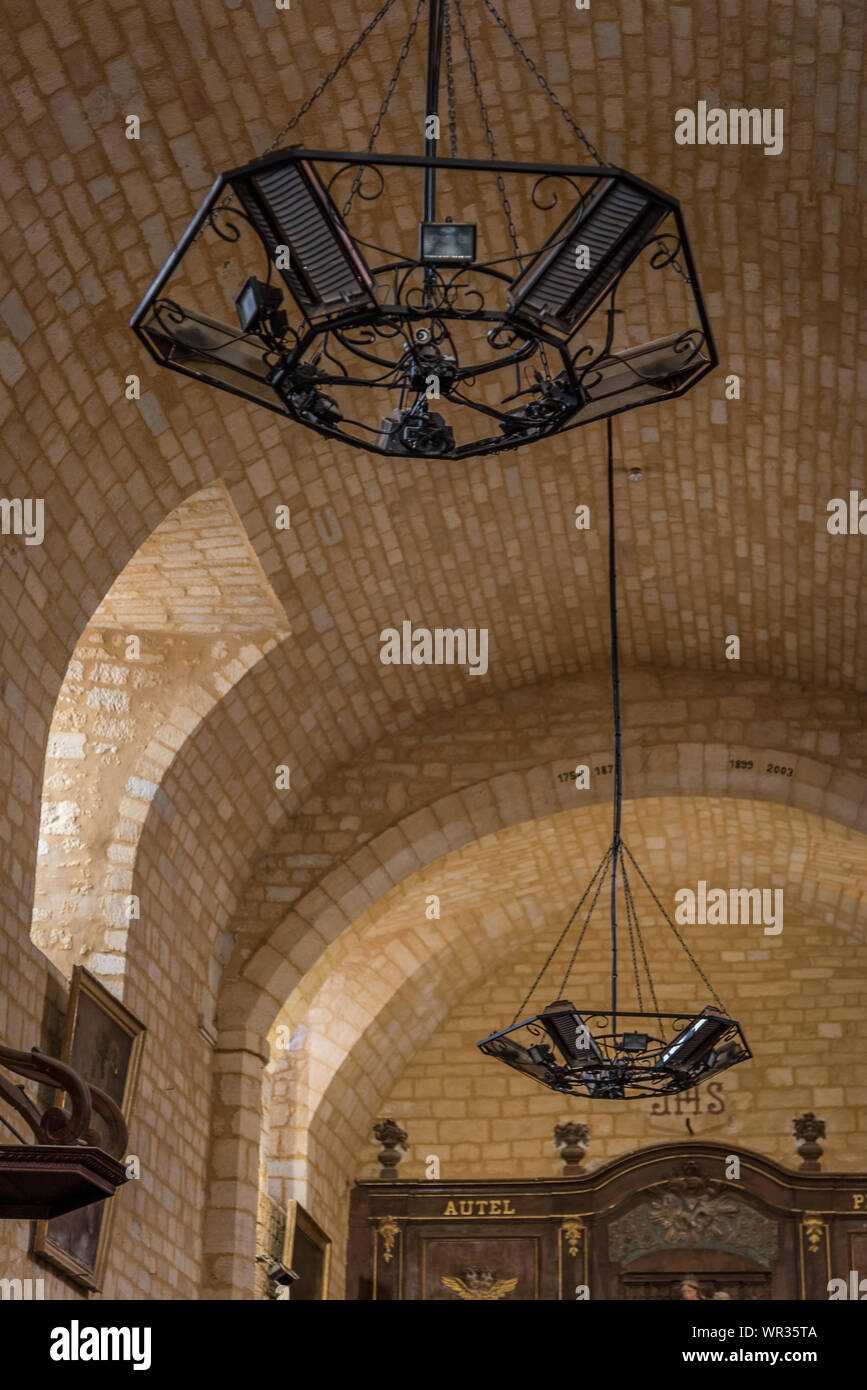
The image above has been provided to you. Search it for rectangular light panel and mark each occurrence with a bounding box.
[231,157,377,322]
[507,177,670,339]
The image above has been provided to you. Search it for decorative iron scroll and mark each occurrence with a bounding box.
[0,1043,128,1159]
[131,149,717,462]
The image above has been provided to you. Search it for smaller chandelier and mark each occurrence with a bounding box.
[478,418,751,1100]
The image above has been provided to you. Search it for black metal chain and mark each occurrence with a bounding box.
[621,841,726,1009]
[558,847,614,998]
[480,0,603,165]
[622,858,663,1023]
[479,0,690,286]
[262,0,401,157]
[511,846,612,1023]
[443,0,459,157]
[342,0,426,217]
[198,0,400,234]
[453,0,520,259]
[620,858,644,1010]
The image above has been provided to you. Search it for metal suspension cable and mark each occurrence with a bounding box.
[512,846,612,1023]
[621,840,726,1009]
[261,0,402,157]
[620,857,644,1010]
[478,0,691,286]
[479,0,603,165]
[199,0,401,235]
[621,858,663,1020]
[557,846,613,998]
[453,0,520,259]
[342,0,426,217]
[606,414,622,1034]
[443,0,459,157]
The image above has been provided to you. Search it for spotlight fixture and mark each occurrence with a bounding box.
[478,419,751,1100]
[419,219,477,264]
[131,0,716,461]
[235,276,286,336]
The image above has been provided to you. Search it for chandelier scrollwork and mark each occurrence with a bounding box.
[131,0,716,461]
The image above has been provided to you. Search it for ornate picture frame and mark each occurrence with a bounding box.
[285,1200,332,1300]
[33,966,146,1291]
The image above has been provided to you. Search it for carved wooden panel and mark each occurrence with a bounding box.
[346,1142,867,1301]
[414,1233,538,1300]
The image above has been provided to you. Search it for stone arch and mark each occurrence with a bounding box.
[29,480,290,1007]
[225,743,867,1039]
[260,794,867,1295]
[201,735,867,1295]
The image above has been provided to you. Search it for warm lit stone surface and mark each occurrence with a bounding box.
[0,0,863,1299]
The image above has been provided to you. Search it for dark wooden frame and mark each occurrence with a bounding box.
[285,1200,332,1300]
[33,967,145,1291]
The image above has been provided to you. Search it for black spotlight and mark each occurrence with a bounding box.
[235,276,287,337]
[377,404,455,456]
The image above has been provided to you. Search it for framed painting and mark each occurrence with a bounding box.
[285,1201,332,1300]
[33,966,146,1291]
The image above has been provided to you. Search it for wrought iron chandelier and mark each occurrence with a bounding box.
[477,419,752,1101]
[132,0,716,461]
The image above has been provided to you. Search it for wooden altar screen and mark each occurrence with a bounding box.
[346,1141,867,1300]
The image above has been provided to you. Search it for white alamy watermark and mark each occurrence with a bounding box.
[675,102,784,156]
[0,498,44,545]
[50,1320,151,1371]
[0,1276,44,1299]
[380,621,488,676]
[827,492,867,534]
[674,881,783,936]
[828,1270,867,1299]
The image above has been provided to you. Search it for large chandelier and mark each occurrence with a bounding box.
[131,0,716,460]
[477,419,752,1100]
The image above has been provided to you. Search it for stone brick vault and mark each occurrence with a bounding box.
[0,0,864,1303]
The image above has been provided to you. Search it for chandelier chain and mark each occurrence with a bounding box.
[619,856,661,1023]
[342,0,426,217]
[606,413,623,1029]
[453,0,520,259]
[198,0,400,231]
[480,0,603,166]
[443,0,459,157]
[622,842,726,1009]
[558,846,615,999]
[262,0,401,157]
[620,859,644,1011]
[621,864,661,1017]
[511,847,612,1024]
[479,0,691,286]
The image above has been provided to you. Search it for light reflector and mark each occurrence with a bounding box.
[506,177,669,339]
[419,221,477,264]
[231,157,377,322]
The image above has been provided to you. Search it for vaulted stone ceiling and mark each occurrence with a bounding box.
[2,0,864,971]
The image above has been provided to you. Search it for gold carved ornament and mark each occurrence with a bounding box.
[377,1216,401,1264]
[441,1270,518,1301]
[801,1214,826,1256]
[561,1217,586,1258]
